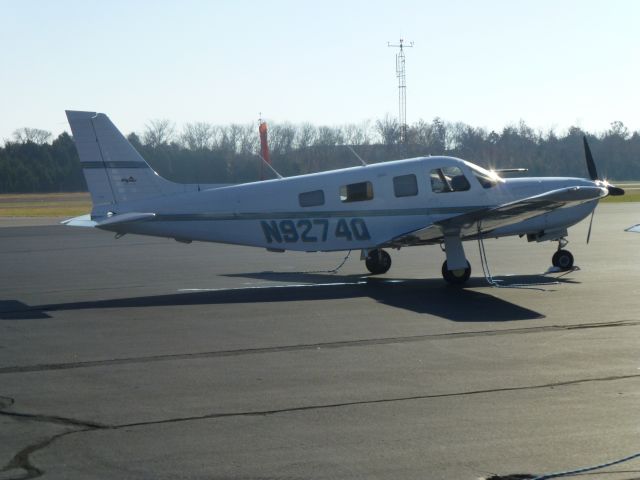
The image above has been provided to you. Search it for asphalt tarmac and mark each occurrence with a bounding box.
[1,203,639,480]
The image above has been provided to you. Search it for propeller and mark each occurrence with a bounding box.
[582,136,625,244]
[583,136,625,196]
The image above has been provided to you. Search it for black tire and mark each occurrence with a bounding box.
[365,249,392,274]
[552,249,574,270]
[441,260,471,285]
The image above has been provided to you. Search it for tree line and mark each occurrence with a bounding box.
[1,117,639,193]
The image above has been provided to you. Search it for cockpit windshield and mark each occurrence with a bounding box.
[466,163,503,189]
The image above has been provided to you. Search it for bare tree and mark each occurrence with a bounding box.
[315,125,343,146]
[216,125,239,153]
[295,123,317,149]
[342,121,372,145]
[228,124,246,153]
[209,125,225,150]
[12,127,52,144]
[269,123,296,154]
[430,117,447,151]
[375,115,400,145]
[181,122,214,150]
[608,120,630,139]
[236,123,257,155]
[143,119,175,147]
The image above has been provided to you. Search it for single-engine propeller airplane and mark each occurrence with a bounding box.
[63,111,625,284]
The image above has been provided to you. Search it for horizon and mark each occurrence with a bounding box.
[3,114,635,148]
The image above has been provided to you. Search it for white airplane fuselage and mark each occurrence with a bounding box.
[98,156,598,251]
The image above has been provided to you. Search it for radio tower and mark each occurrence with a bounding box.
[388,38,414,143]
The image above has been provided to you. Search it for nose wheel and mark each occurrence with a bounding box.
[365,249,392,274]
[551,237,574,270]
[552,249,574,270]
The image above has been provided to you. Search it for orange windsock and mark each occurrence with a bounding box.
[259,122,271,165]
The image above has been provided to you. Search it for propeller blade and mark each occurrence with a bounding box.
[583,136,598,181]
[586,208,595,244]
[582,136,625,196]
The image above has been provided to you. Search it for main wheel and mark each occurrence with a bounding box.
[365,249,392,274]
[441,260,471,285]
[552,249,574,270]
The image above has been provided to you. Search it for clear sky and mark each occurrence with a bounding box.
[2,0,639,142]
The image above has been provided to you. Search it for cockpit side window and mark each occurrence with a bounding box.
[430,166,470,193]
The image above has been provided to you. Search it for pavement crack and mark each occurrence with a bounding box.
[0,409,108,429]
[114,372,640,429]
[1,319,637,375]
[1,431,67,479]
[1,373,637,477]
[0,403,108,480]
[0,429,98,480]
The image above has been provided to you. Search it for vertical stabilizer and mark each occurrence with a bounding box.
[66,111,182,216]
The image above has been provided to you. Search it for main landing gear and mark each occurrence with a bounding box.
[365,248,392,274]
[441,260,471,285]
[552,238,574,270]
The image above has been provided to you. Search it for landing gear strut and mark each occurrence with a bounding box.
[552,238,574,270]
[440,233,471,285]
[365,249,391,274]
[441,260,471,285]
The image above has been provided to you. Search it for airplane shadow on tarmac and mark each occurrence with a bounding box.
[0,271,576,321]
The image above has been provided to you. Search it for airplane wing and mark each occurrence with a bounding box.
[390,186,607,245]
[625,224,640,233]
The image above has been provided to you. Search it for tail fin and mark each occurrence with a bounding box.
[66,111,185,215]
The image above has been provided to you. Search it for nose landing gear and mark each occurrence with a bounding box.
[552,238,574,270]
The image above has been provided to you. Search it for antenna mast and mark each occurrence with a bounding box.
[387,38,414,143]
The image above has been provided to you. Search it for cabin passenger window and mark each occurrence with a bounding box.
[299,190,325,207]
[430,166,470,193]
[393,174,418,197]
[340,181,373,202]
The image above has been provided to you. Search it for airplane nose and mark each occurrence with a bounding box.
[606,184,625,196]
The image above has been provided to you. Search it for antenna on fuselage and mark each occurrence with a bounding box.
[346,145,368,166]
[493,168,529,174]
[258,154,283,179]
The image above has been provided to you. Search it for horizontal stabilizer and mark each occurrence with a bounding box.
[61,214,97,227]
[96,212,156,228]
[625,224,640,233]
